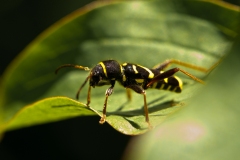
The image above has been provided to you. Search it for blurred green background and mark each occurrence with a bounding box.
[0,0,239,160]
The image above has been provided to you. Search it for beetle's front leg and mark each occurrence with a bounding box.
[99,81,115,124]
[86,85,91,106]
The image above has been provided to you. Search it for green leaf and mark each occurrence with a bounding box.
[123,36,240,159]
[2,97,96,131]
[0,0,237,135]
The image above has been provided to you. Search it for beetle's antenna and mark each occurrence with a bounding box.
[55,64,90,74]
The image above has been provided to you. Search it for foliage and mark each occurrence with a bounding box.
[0,0,238,138]
[124,37,240,160]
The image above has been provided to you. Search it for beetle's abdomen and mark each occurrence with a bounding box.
[149,76,182,93]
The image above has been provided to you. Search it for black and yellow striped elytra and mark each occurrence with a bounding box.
[55,59,206,128]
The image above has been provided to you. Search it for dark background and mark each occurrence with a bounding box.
[0,1,130,160]
[0,0,238,159]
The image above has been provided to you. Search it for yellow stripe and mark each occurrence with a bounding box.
[123,75,126,81]
[164,78,168,83]
[136,79,144,83]
[137,65,154,78]
[167,85,171,90]
[174,76,183,90]
[120,65,126,82]
[132,65,138,74]
[159,84,165,90]
[122,63,127,66]
[99,62,107,77]
[172,87,177,92]
[152,82,157,88]
[120,65,124,74]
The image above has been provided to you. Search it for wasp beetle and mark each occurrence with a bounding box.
[55,59,207,128]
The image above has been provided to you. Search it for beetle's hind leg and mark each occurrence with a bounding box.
[153,59,209,72]
[146,67,204,89]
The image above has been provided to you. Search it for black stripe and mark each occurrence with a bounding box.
[167,77,179,86]
[169,85,175,91]
[163,84,169,90]
[156,82,163,89]
[175,86,182,93]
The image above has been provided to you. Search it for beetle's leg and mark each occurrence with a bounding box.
[153,59,208,72]
[126,84,152,128]
[86,85,91,106]
[153,60,173,71]
[146,67,204,89]
[126,88,132,101]
[99,80,116,124]
[76,75,90,99]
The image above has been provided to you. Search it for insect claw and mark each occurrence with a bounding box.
[99,115,106,124]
